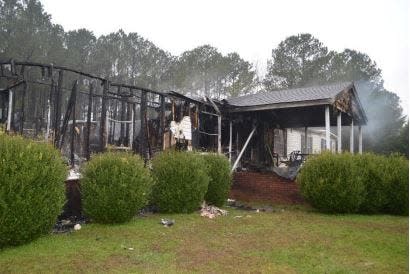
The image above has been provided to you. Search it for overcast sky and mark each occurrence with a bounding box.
[41,0,409,114]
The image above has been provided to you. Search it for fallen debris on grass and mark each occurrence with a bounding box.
[160,219,175,227]
[200,203,228,219]
[227,199,275,213]
[53,216,86,233]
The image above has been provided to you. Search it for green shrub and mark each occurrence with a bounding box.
[297,152,365,213]
[0,135,67,247]
[382,155,409,215]
[202,153,232,207]
[151,151,209,213]
[354,153,388,214]
[81,152,153,224]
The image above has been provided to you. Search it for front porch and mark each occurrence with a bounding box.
[220,82,367,175]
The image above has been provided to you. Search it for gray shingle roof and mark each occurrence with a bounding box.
[226,82,353,107]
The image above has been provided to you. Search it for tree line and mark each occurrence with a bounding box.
[0,0,407,156]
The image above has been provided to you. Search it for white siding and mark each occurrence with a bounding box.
[285,128,338,155]
[312,134,323,153]
[286,128,302,154]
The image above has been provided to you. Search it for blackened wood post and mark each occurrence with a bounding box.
[217,115,222,154]
[126,100,132,144]
[99,79,109,152]
[120,87,126,145]
[159,95,165,150]
[46,77,54,141]
[70,81,78,167]
[140,91,147,160]
[129,104,134,148]
[54,70,63,147]
[19,81,27,135]
[45,88,52,141]
[229,120,232,164]
[85,82,94,160]
[6,89,13,132]
[59,81,78,149]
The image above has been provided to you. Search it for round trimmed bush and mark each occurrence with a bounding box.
[0,134,67,247]
[81,152,153,224]
[297,152,365,213]
[382,155,408,215]
[354,153,388,214]
[151,151,209,213]
[202,153,232,207]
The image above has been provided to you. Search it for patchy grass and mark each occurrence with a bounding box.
[0,208,408,273]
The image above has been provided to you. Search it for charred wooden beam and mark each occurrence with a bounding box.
[99,79,109,152]
[70,81,78,167]
[129,104,135,149]
[140,91,147,160]
[125,97,132,145]
[85,82,94,160]
[159,95,165,150]
[59,80,78,149]
[217,115,222,154]
[45,79,53,141]
[119,86,126,145]
[0,59,166,96]
[19,81,27,135]
[200,111,219,117]
[53,70,63,147]
[6,89,13,132]
[229,121,233,163]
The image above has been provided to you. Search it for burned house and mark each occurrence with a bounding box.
[0,60,367,180]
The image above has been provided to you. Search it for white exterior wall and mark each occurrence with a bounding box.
[286,128,302,154]
[312,135,323,153]
[285,128,337,155]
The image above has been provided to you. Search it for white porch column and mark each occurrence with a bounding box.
[358,125,363,154]
[229,121,233,163]
[6,89,13,131]
[337,111,342,153]
[325,105,330,150]
[304,126,308,154]
[217,115,222,154]
[350,119,354,153]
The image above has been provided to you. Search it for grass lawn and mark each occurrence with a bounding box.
[0,207,408,273]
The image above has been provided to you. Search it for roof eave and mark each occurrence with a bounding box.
[226,98,332,113]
